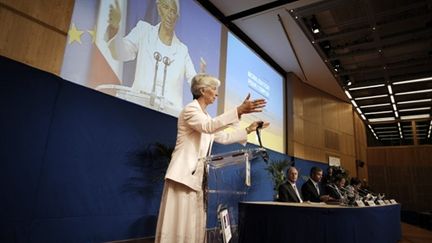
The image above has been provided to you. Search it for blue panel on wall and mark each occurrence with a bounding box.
[33,80,177,237]
[0,56,61,220]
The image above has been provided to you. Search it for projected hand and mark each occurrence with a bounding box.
[237,93,267,117]
[105,0,121,40]
[199,57,207,73]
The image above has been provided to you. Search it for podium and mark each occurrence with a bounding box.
[205,148,266,243]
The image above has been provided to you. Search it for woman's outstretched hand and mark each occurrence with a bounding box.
[246,121,270,134]
[237,93,267,117]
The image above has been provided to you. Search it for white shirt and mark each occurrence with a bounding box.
[311,179,320,195]
[109,21,197,116]
[291,183,303,203]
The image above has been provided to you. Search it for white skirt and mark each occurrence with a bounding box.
[155,160,206,243]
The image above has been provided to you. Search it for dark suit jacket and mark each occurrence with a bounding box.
[301,179,321,202]
[326,184,343,200]
[278,182,302,202]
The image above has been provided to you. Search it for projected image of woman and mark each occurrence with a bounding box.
[155,74,269,243]
[106,0,205,116]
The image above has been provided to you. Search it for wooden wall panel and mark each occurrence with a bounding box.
[340,133,355,156]
[1,0,74,33]
[0,0,73,74]
[304,146,326,163]
[340,155,356,177]
[339,103,354,135]
[292,76,304,118]
[287,75,360,172]
[324,129,339,151]
[322,96,339,130]
[367,146,432,211]
[304,120,324,148]
[302,87,322,124]
[293,115,304,144]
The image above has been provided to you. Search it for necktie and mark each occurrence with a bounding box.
[293,184,303,203]
[315,183,320,195]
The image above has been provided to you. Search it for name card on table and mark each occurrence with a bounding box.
[384,200,391,205]
[365,200,376,206]
[355,200,365,207]
[377,200,386,205]
[389,199,397,204]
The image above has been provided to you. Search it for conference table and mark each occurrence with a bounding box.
[238,201,401,243]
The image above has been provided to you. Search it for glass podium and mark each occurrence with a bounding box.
[205,147,267,243]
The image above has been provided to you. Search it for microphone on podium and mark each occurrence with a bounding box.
[255,121,269,163]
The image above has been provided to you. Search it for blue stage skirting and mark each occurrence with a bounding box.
[239,202,401,243]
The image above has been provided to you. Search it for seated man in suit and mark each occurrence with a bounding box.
[278,167,303,203]
[325,176,347,204]
[301,166,330,202]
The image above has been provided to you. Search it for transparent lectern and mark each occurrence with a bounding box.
[205,147,267,243]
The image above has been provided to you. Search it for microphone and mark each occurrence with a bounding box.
[150,52,162,106]
[255,121,269,163]
[161,56,173,106]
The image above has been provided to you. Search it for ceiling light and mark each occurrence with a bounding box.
[344,90,352,99]
[356,107,362,114]
[310,16,320,34]
[399,107,431,112]
[400,114,430,120]
[348,84,385,91]
[369,117,396,122]
[393,76,432,85]
[379,134,401,138]
[390,95,395,103]
[355,94,388,100]
[351,100,358,107]
[397,99,432,105]
[364,110,393,115]
[392,104,397,111]
[395,111,399,118]
[376,130,398,134]
[347,81,352,86]
[395,89,432,96]
[387,85,393,94]
[368,125,372,129]
[374,126,397,130]
[360,103,391,108]
[361,114,366,120]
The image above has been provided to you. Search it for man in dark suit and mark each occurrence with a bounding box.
[301,166,330,202]
[325,176,346,201]
[278,167,303,203]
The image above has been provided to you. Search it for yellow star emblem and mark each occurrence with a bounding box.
[68,23,84,44]
[87,27,96,43]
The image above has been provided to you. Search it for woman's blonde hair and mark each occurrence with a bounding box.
[190,73,221,99]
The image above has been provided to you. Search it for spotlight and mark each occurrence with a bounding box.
[331,60,341,72]
[319,40,332,56]
[341,75,351,86]
[310,15,320,34]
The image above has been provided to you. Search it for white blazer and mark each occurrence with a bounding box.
[165,99,247,191]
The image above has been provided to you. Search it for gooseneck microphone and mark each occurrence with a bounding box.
[150,51,162,106]
[161,56,173,97]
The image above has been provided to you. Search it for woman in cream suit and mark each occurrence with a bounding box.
[155,74,269,243]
